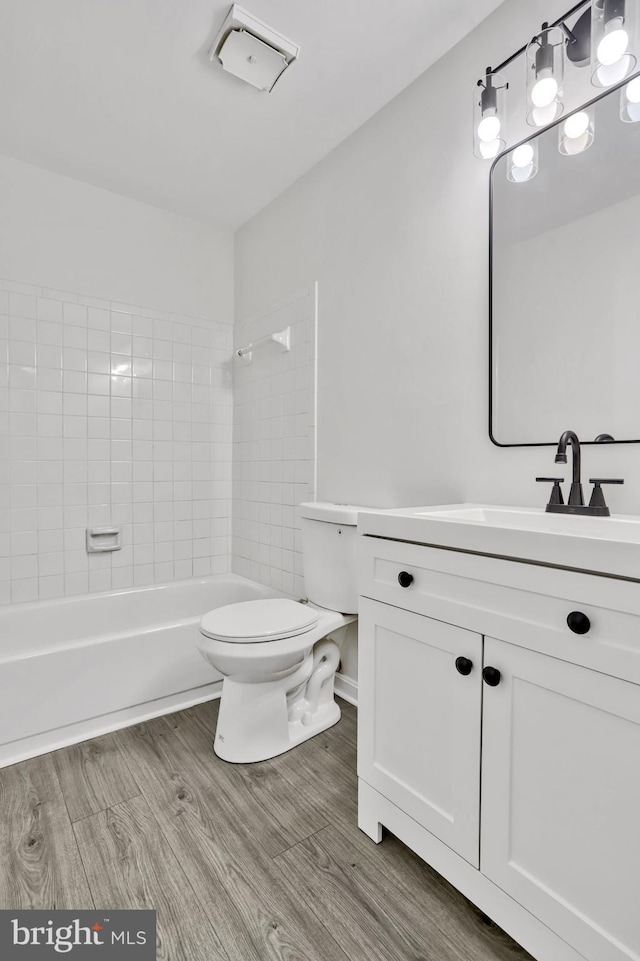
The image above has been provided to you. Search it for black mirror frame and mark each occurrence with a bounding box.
[488,69,640,448]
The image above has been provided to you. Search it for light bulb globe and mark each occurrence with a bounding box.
[564,111,590,139]
[512,144,535,168]
[626,76,640,103]
[477,115,501,142]
[479,138,501,159]
[597,28,629,66]
[563,132,590,154]
[531,76,558,108]
[511,164,535,182]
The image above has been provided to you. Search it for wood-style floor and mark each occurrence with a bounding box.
[0,698,532,961]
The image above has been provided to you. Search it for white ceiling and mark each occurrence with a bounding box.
[0,0,505,229]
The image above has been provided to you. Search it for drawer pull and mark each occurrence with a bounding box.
[567,611,591,635]
[483,666,502,687]
[455,656,473,676]
[397,571,414,588]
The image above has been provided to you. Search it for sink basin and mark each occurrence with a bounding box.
[357,503,640,580]
[414,505,640,539]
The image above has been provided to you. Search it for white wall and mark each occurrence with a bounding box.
[235,0,640,517]
[0,154,233,321]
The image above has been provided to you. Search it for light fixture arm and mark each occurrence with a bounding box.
[562,6,592,65]
[484,0,591,77]
[476,66,509,94]
[561,21,579,43]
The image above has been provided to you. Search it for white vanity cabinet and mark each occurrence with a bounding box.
[358,598,482,866]
[357,532,640,961]
[481,636,640,961]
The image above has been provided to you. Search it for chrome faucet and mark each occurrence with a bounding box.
[536,429,624,516]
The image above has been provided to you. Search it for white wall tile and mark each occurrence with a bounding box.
[0,276,232,604]
[231,287,316,598]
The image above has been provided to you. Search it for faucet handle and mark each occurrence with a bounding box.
[588,478,624,513]
[536,477,565,506]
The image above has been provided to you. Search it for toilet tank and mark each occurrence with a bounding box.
[299,502,364,614]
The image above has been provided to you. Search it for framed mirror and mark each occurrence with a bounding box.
[490,73,640,447]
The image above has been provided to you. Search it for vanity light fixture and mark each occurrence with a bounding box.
[507,141,539,181]
[526,24,565,126]
[620,71,640,118]
[473,68,507,159]
[558,107,595,152]
[591,0,637,86]
[473,0,640,160]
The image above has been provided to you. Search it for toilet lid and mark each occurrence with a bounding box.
[199,598,319,643]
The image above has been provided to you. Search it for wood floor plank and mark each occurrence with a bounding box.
[0,754,93,909]
[316,824,533,961]
[53,732,140,822]
[274,828,445,961]
[329,697,358,745]
[73,795,228,961]
[268,717,359,838]
[163,700,330,857]
[350,828,531,958]
[117,716,351,961]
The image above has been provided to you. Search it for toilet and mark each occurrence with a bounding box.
[197,502,361,763]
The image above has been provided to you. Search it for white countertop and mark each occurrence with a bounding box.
[357,503,640,581]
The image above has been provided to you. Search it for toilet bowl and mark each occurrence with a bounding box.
[197,502,363,763]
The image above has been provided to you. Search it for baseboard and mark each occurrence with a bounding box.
[0,682,222,770]
[334,672,358,707]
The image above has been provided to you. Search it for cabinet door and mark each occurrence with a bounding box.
[481,636,640,961]
[357,597,482,866]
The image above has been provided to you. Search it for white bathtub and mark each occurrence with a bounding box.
[0,574,278,768]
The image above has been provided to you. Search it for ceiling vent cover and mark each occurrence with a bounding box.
[209,4,300,93]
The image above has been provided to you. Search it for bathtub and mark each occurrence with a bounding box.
[0,574,279,769]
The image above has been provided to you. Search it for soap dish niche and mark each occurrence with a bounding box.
[86,527,122,553]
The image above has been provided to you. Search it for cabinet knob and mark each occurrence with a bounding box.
[567,611,590,635]
[455,656,473,676]
[397,571,414,588]
[482,666,501,687]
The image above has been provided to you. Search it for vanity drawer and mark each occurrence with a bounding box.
[358,535,640,685]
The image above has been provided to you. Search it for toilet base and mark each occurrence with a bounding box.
[214,692,341,764]
[212,641,342,763]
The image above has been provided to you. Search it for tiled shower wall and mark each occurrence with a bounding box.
[0,278,232,604]
[231,285,317,597]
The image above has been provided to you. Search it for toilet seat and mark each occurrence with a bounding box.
[200,598,319,643]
